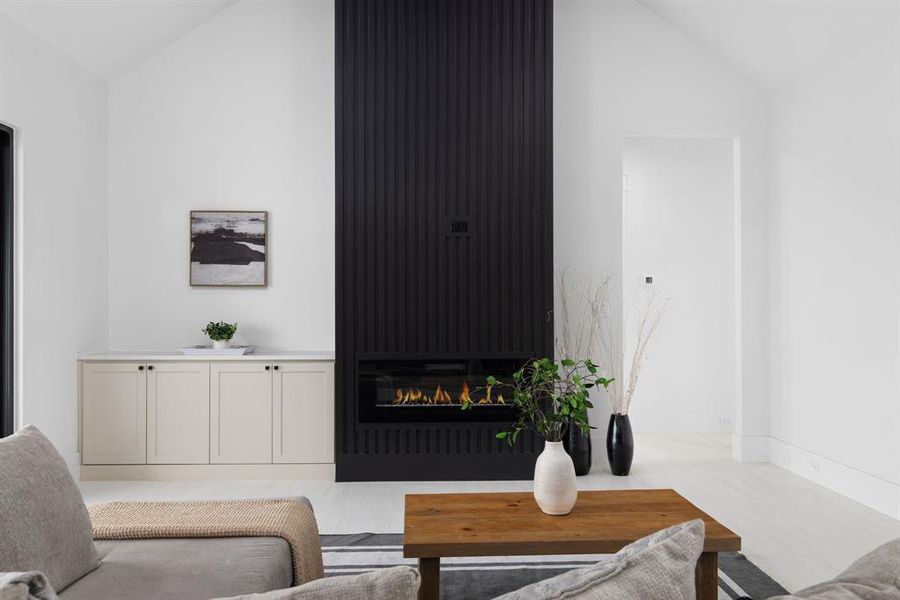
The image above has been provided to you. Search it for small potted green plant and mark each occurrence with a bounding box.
[464,357,612,515]
[202,321,238,349]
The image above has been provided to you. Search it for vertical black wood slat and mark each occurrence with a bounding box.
[365,2,377,364]
[467,0,480,355]
[334,0,343,454]
[500,0,512,351]
[436,0,448,353]
[336,0,553,480]
[428,0,439,354]
[543,0,554,352]
[387,0,398,354]
[488,0,499,351]
[524,0,533,354]
[374,0,386,355]
[447,0,459,352]
[353,0,366,453]
[418,0,426,355]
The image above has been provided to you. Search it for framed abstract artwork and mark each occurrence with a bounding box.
[190,211,267,286]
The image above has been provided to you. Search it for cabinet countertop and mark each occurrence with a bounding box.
[78,350,335,362]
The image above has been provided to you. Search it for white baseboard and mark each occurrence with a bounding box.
[732,433,769,462]
[80,463,336,481]
[768,437,900,521]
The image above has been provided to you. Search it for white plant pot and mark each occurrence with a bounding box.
[212,339,230,349]
[533,441,578,515]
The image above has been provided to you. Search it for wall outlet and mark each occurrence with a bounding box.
[718,417,733,428]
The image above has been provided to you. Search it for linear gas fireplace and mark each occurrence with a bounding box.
[335,0,553,481]
[358,355,529,423]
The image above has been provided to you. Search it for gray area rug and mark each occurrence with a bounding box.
[322,533,789,600]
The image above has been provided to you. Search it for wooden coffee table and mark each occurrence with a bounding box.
[404,489,740,600]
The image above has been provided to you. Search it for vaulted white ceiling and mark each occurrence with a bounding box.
[0,0,236,81]
[637,0,899,90]
[3,0,897,88]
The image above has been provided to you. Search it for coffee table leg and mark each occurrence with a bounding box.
[418,557,440,600]
[695,552,718,600]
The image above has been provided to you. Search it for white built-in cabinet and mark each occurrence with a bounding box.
[273,362,334,463]
[82,362,147,464]
[79,354,335,474]
[148,362,210,464]
[210,362,273,464]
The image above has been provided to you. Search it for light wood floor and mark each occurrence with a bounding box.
[79,434,899,593]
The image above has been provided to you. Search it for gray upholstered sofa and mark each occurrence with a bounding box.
[0,426,418,600]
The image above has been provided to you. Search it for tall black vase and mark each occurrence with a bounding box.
[563,421,592,476]
[606,414,634,476]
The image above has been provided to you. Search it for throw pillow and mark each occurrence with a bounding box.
[213,565,419,600]
[0,571,59,600]
[767,538,900,600]
[493,519,706,600]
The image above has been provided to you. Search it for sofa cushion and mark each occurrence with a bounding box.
[492,519,706,600]
[767,538,900,600]
[212,566,419,600]
[59,537,293,600]
[0,426,100,592]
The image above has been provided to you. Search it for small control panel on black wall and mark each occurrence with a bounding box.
[448,217,470,237]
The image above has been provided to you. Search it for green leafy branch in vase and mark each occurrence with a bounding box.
[462,357,613,446]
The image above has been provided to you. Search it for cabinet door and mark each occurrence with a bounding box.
[82,362,147,464]
[210,362,272,464]
[273,362,334,463]
[147,362,210,464]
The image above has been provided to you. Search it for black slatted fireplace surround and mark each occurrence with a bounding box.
[335,0,553,481]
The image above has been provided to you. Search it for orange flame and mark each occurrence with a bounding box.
[433,385,452,404]
[478,384,493,404]
[459,381,472,404]
[391,380,502,406]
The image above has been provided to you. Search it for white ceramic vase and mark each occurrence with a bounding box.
[533,440,578,515]
[212,339,230,349]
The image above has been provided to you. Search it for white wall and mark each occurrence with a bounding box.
[623,138,735,433]
[554,0,769,455]
[107,0,334,351]
[769,15,900,518]
[0,14,109,470]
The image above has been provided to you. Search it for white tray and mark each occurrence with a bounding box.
[180,345,256,356]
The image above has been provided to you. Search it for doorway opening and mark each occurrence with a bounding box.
[622,137,739,442]
[0,123,13,437]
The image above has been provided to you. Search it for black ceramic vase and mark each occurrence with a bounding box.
[606,414,634,476]
[563,420,592,476]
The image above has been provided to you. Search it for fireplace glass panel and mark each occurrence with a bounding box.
[357,356,528,423]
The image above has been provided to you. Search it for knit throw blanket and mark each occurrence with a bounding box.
[88,497,324,586]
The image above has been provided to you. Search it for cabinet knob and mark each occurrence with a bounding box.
[273,365,279,371]
[138,365,144,371]
[148,365,154,371]
[265,365,270,370]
